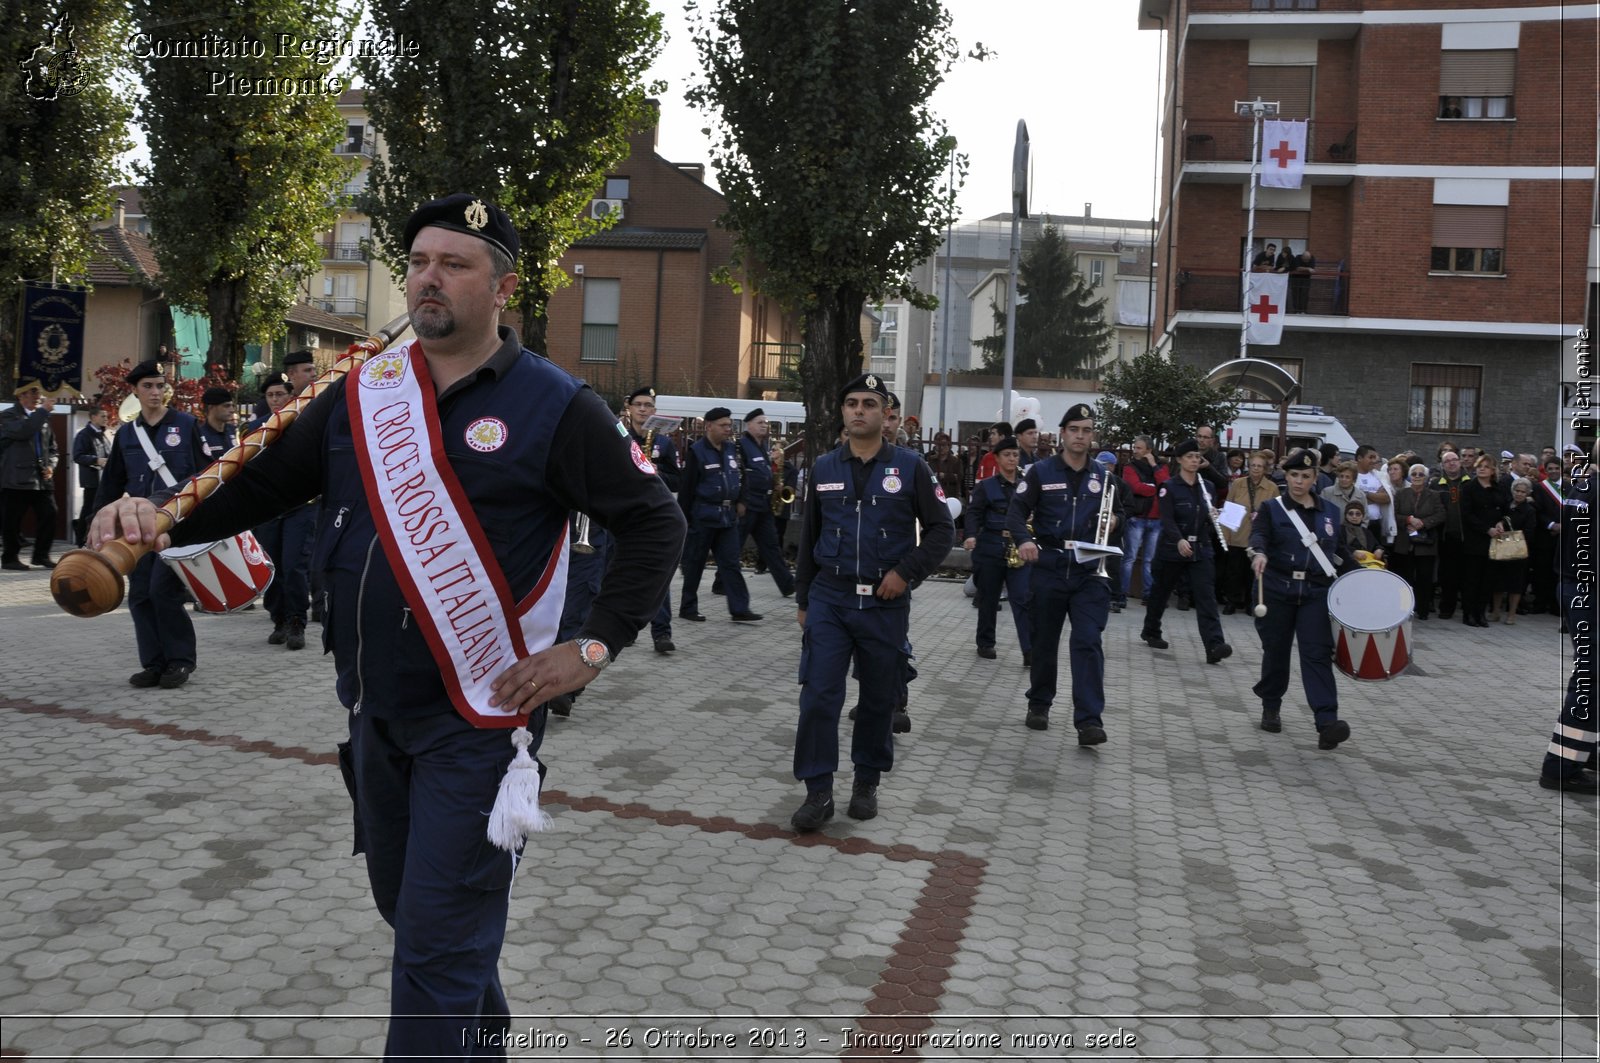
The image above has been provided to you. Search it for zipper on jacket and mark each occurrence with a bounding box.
[352,534,380,714]
[854,499,865,610]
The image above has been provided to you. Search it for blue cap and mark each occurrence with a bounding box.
[1095,450,1117,467]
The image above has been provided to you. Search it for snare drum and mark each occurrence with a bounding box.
[1327,567,1414,682]
[160,532,275,613]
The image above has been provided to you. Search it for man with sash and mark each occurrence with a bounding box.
[93,193,686,1060]
[679,406,761,623]
[621,386,681,652]
[95,360,207,687]
[1530,457,1566,617]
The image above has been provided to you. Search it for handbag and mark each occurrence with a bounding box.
[1488,522,1527,561]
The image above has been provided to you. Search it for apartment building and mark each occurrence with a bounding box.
[1139,0,1596,455]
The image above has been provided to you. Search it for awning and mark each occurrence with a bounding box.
[1205,358,1301,405]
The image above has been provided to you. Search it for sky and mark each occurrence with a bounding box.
[646,0,1166,225]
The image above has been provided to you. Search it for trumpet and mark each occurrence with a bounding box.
[572,514,597,554]
[1092,469,1116,578]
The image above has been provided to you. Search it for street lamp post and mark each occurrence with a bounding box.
[1002,120,1029,422]
[1235,98,1279,361]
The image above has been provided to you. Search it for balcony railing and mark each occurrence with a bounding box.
[1182,119,1357,165]
[748,341,802,382]
[1176,267,1350,316]
[319,239,369,262]
[336,139,376,158]
[316,297,368,318]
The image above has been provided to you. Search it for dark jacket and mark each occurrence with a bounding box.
[72,422,110,494]
[1390,483,1446,557]
[1459,478,1511,557]
[0,404,57,491]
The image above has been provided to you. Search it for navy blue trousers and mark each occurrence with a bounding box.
[1253,587,1340,727]
[131,551,196,670]
[1543,579,1597,780]
[1143,555,1227,652]
[681,522,750,615]
[795,597,906,789]
[349,709,542,1061]
[1024,560,1109,727]
[738,509,795,595]
[972,544,1032,653]
[258,504,316,625]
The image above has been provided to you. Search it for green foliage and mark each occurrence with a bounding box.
[356,0,664,353]
[131,0,354,379]
[688,0,968,456]
[0,0,133,384]
[1096,348,1239,448]
[978,224,1112,379]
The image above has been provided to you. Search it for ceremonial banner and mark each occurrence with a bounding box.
[18,282,87,396]
[1245,272,1290,346]
[1260,119,1307,189]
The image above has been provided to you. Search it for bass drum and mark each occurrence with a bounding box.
[160,532,276,613]
[1327,567,1414,681]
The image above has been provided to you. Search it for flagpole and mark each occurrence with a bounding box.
[1236,98,1279,360]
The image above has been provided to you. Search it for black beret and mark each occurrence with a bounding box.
[1014,418,1037,434]
[1058,403,1094,427]
[201,386,233,406]
[703,406,732,422]
[283,349,314,367]
[402,193,519,263]
[1282,447,1317,472]
[991,436,1020,455]
[743,407,766,422]
[126,360,164,385]
[626,386,656,403]
[1173,438,1201,458]
[838,372,892,406]
[261,372,292,393]
[885,391,901,411]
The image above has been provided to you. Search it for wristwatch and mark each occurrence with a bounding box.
[574,638,612,671]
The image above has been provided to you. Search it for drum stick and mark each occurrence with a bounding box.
[50,313,410,618]
[1253,573,1268,617]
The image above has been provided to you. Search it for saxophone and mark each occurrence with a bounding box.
[1004,531,1024,569]
[770,437,797,516]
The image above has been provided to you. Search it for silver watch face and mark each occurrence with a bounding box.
[578,639,610,669]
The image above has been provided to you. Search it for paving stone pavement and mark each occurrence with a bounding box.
[1,551,1596,1060]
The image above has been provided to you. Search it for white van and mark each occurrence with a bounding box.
[652,395,807,439]
[1223,402,1359,457]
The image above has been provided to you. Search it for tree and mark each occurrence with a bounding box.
[1095,348,1239,448]
[357,0,664,353]
[131,0,353,380]
[0,0,132,387]
[978,224,1112,379]
[688,0,966,458]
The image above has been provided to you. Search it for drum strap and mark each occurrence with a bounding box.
[1277,497,1337,578]
[129,418,178,490]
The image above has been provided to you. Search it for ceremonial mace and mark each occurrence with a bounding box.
[51,313,411,619]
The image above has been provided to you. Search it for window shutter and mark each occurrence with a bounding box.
[1412,363,1482,389]
[1247,66,1314,118]
[1439,50,1516,95]
[1431,205,1506,246]
[1245,210,1310,241]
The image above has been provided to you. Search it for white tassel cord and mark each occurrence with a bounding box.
[487,726,553,852]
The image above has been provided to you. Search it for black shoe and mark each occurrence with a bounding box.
[128,666,162,688]
[977,646,997,659]
[1259,709,1282,733]
[1025,710,1049,731]
[1206,643,1233,665]
[1222,603,1236,615]
[286,620,306,651]
[1317,720,1351,750]
[782,588,795,598]
[33,558,55,569]
[846,782,879,820]
[654,638,676,654]
[730,611,763,622]
[268,623,287,645]
[679,611,706,622]
[711,581,725,596]
[1142,633,1169,650]
[1078,724,1108,746]
[892,708,911,734]
[1,560,29,571]
[790,790,835,832]
[1438,609,1454,620]
[1176,598,1192,611]
[1416,612,1430,621]
[1540,772,1600,795]
[158,664,194,689]
[547,694,573,718]
[1022,651,1033,667]
[1111,602,1123,613]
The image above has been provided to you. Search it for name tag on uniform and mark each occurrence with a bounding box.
[1186,535,1197,542]
[855,583,873,596]
[704,463,721,470]
[1292,570,1307,581]
[817,482,845,492]
[1043,482,1067,491]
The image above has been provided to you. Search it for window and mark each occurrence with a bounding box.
[342,123,368,154]
[1409,364,1480,433]
[604,177,630,200]
[1438,49,1515,119]
[580,279,620,362]
[1431,205,1506,275]
[1247,65,1314,119]
[1089,260,1105,288]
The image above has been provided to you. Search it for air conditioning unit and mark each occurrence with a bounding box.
[591,198,625,221]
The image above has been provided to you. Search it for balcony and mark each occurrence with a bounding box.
[747,341,802,386]
[316,297,368,318]
[1177,267,1349,316]
[319,238,369,262]
[1182,119,1357,165]
[336,138,376,158]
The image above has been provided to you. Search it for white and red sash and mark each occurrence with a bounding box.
[348,341,568,727]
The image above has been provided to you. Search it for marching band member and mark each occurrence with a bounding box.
[965,435,1031,664]
[791,374,953,832]
[679,406,761,623]
[622,386,682,652]
[251,373,316,651]
[736,408,796,597]
[95,360,207,688]
[1248,447,1349,746]
[1140,437,1232,665]
[93,194,685,1060]
[197,386,237,461]
[1006,403,1122,740]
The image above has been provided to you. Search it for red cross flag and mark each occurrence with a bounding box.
[1260,119,1307,189]
[1245,272,1289,345]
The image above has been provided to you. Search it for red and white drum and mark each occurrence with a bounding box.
[160,533,276,613]
[1327,567,1414,682]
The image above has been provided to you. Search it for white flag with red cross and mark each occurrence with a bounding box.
[1245,272,1289,345]
[1260,120,1307,189]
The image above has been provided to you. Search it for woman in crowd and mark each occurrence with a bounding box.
[1489,476,1537,624]
[1320,461,1366,516]
[1383,456,1408,547]
[1459,454,1511,627]
[1337,502,1383,573]
[1390,462,1446,619]
[1222,450,1275,614]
